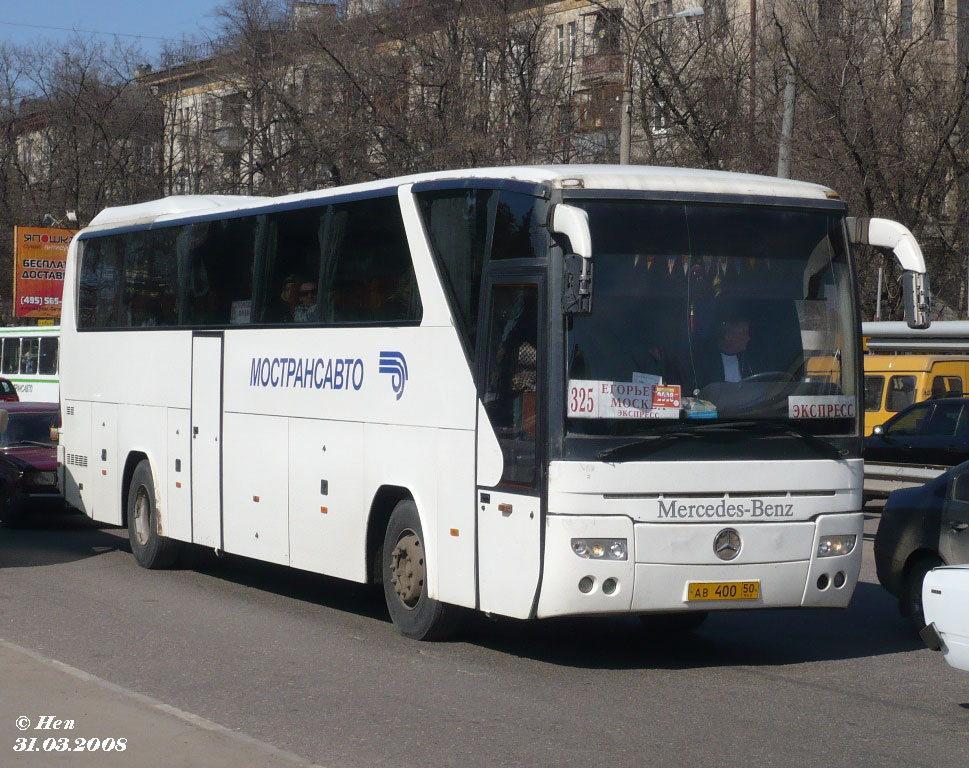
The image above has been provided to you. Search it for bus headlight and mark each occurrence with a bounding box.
[571,538,627,560]
[817,535,856,558]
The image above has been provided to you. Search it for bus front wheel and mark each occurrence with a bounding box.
[382,500,460,641]
[127,460,180,569]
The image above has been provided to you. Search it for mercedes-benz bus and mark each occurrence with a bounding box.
[57,166,929,639]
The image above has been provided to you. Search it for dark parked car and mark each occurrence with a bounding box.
[874,459,969,633]
[863,396,969,497]
[0,402,62,527]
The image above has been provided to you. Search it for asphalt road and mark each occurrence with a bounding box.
[1,509,967,768]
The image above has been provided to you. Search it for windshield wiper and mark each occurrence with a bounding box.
[595,422,748,462]
[595,419,845,462]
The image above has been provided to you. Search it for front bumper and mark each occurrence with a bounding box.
[536,512,863,618]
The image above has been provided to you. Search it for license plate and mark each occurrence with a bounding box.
[687,581,760,601]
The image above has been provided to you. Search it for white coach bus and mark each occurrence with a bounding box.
[0,325,59,401]
[58,166,929,639]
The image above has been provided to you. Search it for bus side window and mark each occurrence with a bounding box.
[20,339,39,375]
[328,196,421,325]
[38,338,58,375]
[1,338,19,375]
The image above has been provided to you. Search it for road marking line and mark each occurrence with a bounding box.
[0,637,325,767]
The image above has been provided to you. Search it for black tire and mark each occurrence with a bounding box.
[127,460,179,569]
[382,500,461,641]
[640,611,709,635]
[901,556,943,635]
[0,484,25,528]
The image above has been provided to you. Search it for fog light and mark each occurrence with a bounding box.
[817,535,856,558]
[833,571,846,588]
[571,538,627,560]
[578,576,595,594]
[602,578,618,595]
[817,574,829,590]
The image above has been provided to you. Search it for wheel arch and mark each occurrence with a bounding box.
[365,485,415,584]
[902,547,945,580]
[120,451,151,528]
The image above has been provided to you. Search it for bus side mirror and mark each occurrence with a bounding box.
[901,270,930,331]
[847,217,930,329]
[552,204,593,315]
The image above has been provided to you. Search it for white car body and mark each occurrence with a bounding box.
[922,566,969,673]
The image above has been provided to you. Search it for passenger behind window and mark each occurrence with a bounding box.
[293,281,318,323]
[264,274,302,323]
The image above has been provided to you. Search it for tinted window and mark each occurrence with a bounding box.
[0,380,13,395]
[78,235,124,328]
[123,228,180,326]
[864,375,884,412]
[923,402,964,436]
[327,197,421,324]
[491,191,549,261]
[258,205,330,324]
[181,217,261,326]
[418,189,496,352]
[886,375,917,412]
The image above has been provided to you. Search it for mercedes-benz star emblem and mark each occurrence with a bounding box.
[713,529,742,561]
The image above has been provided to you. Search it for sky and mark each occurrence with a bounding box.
[0,0,230,66]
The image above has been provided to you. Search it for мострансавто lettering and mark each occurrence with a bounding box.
[249,356,364,390]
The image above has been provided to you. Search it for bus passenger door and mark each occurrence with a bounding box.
[476,278,544,619]
[191,333,223,549]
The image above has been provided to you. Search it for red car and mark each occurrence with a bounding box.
[0,377,19,402]
[0,402,61,527]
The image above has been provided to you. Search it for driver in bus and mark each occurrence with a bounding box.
[692,313,754,388]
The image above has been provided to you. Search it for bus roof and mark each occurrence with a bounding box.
[864,354,969,372]
[84,165,837,232]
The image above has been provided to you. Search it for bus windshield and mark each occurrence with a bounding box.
[566,200,857,435]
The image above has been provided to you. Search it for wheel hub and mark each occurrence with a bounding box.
[132,486,151,546]
[390,530,424,608]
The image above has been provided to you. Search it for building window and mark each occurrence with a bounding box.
[934,0,946,40]
[557,24,565,66]
[818,0,842,36]
[900,0,913,39]
[703,0,728,36]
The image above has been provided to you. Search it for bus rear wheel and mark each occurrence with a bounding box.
[382,500,460,641]
[127,460,180,569]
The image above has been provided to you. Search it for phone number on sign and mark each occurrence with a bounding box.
[19,296,60,307]
[13,737,127,752]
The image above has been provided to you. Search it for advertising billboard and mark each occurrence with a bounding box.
[12,226,77,319]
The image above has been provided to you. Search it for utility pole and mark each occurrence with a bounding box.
[776,58,796,178]
[748,0,757,170]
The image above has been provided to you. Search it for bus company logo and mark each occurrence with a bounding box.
[23,233,73,245]
[379,351,408,400]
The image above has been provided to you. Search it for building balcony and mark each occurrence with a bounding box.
[581,53,622,84]
[210,125,243,152]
